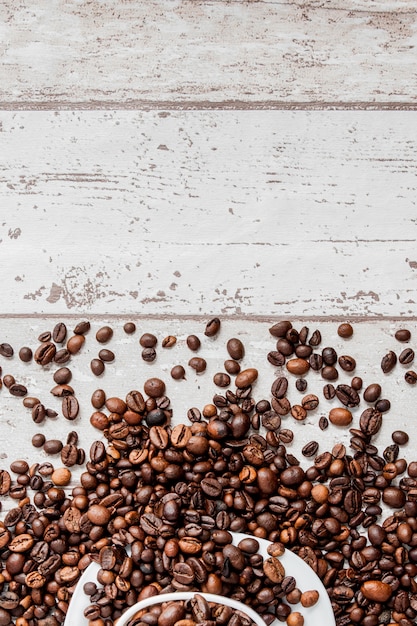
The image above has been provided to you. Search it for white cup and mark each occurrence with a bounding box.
[114,591,267,626]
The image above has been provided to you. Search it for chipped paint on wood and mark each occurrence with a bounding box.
[0,1,417,107]
[0,110,416,317]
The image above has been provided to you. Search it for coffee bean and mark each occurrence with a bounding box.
[375,397,390,413]
[73,320,90,335]
[319,416,329,430]
[321,365,338,381]
[302,441,319,457]
[31,433,46,448]
[392,430,409,445]
[9,383,27,397]
[0,343,14,357]
[309,353,323,371]
[399,347,415,364]
[34,342,56,365]
[405,370,417,384]
[123,321,136,334]
[338,355,356,372]
[67,334,85,354]
[269,320,292,337]
[43,440,63,454]
[98,348,115,362]
[62,395,79,420]
[96,325,113,343]
[52,322,67,343]
[162,335,177,348]
[395,328,411,342]
[381,350,397,373]
[53,366,72,384]
[271,376,288,399]
[301,394,319,411]
[204,317,221,337]
[295,378,307,392]
[363,383,382,402]
[90,358,105,376]
[91,388,106,409]
[360,408,383,436]
[213,372,231,387]
[329,407,353,427]
[18,346,33,362]
[0,470,11,495]
[61,444,78,467]
[38,330,51,343]
[338,322,353,338]
[323,383,336,400]
[144,377,166,398]
[226,337,245,360]
[267,351,286,366]
[286,358,309,376]
[224,359,241,375]
[335,384,360,407]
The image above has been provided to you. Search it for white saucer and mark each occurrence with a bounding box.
[64,531,335,625]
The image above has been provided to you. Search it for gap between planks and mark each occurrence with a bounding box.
[2,101,417,111]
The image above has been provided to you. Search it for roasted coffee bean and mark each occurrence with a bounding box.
[399,347,415,364]
[162,335,177,348]
[381,350,397,373]
[322,346,337,365]
[18,346,32,362]
[395,328,411,342]
[286,358,309,376]
[90,357,105,376]
[96,325,113,343]
[360,408,383,436]
[123,321,136,334]
[308,329,322,346]
[319,416,329,430]
[271,376,288,399]
[321,365,338,381]
[269,320,292,337]
[295,378,307,392]
[53,366,72,384]
[54,347,71,364]
[392,430,409,445]
[213,372,231,388]
[338,323,353,338]
[67,334,85,354]
[2,374,14,388]
[31,403,46,423]
[405,369,417,384]
[91,388,106,409]
[335,384,360,407]
[204,317,221,337]
[144,377,166,398]
[224,359,241,375]
[0,470,11,495]
[329,407,352,427]
[31,433,46,448]
[309,353,323,371]
[323,384,336,400]
[226,338,245,360]
[98,348,115,362]
[363,383,382,402]
[34,342,56,365]
[142,347,157,362]
[43,440,63,454]
[338,355,356,372]
[302,441,319,457]
[73,320,90,334]
[267,351,286,366]
[61,444,78,467]
[301,394,319,411]
[62,395,79,420]
[9,383,27,397]
[188,357,207,374]
[375,398,390,413]
[171,365,186,380]
[52,322,67,343]
[0,342,14,357]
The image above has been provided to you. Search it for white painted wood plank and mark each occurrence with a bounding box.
[0,110,416,317]
[0,316,415,523]
[1,1,417,106]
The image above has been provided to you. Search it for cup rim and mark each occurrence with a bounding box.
[114,591,267,626]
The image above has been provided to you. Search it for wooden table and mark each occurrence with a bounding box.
[0,0,417,597]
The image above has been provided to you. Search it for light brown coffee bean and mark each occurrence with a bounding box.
[286,358,310,375]
[66,334,85,354]
[235,368,258,388]
[329,407,353,426]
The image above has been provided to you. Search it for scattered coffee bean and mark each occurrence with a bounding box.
[0,342,14,357]
[73,320,90,334]
[337,322,353,338]
[395,328,411,342]
[98,348,115,362]
[399,347,415,364]
[90,358,105,376]
[405,369,417,384]
[142,347,157,362]
[66,334,85,354]
[162,335,177,348]
[123,321,136,334]
[52,322,67,343]
[204,317,221,337]
[18,346,32,362]
[171,365,186,380]
[381,350,397,373]
[53,366,72,384]
[392,430,409,445]
[188,357,207,374]
[227,337,245,360]
[96,325,113,343]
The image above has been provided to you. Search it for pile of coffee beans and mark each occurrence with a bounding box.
[0,318,417,626]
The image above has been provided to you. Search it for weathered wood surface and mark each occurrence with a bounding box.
[1,1,417,108]
[0,110,416,317]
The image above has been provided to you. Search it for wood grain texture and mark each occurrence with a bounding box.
[1,110,416,317]
[1,1,417,108]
